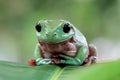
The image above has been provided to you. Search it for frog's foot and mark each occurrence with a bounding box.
[59,54,82,65]
[51,58,61,64]
[36,58,52,65]
[83,44,97,65]
[84,56,96,66]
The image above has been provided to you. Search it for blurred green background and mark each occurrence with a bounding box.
[0,0,120,64]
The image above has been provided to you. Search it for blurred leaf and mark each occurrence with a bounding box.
[0,60,120,80]
[58,60,120,80]
[0,61,60,80]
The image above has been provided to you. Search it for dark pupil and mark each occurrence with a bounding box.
[35,24,41,32]
[63,23,71,33]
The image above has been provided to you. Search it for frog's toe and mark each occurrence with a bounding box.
[83,56,96,65]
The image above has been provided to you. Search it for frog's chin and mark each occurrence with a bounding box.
[39,36,73,44]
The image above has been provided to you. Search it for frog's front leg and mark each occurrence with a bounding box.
[29,44,52,66]
[58,46,89,66]
[35,44,53,65]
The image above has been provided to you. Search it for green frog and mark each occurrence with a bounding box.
[29,20,97,66]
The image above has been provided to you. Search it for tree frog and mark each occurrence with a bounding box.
[29,20,97,66]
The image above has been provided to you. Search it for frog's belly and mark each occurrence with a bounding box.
[40,41,77,57]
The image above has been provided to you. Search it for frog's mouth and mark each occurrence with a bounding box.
[39,36,73,44]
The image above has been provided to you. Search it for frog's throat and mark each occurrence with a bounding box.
[38,36,73,44]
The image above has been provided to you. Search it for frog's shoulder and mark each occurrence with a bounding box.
[73,27,88,46]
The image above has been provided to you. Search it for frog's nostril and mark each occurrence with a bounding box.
[46,33,56,37]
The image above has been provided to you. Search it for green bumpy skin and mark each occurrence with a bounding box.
[30,20,97,66]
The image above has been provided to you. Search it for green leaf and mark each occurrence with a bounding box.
[0,61,61,80]
[0,60,120,80]
[57,61,120,80]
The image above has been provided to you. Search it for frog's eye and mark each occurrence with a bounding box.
[63,23,71,33]
[35,24,41,32]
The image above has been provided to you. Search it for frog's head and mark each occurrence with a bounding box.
[35,20,75,43]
